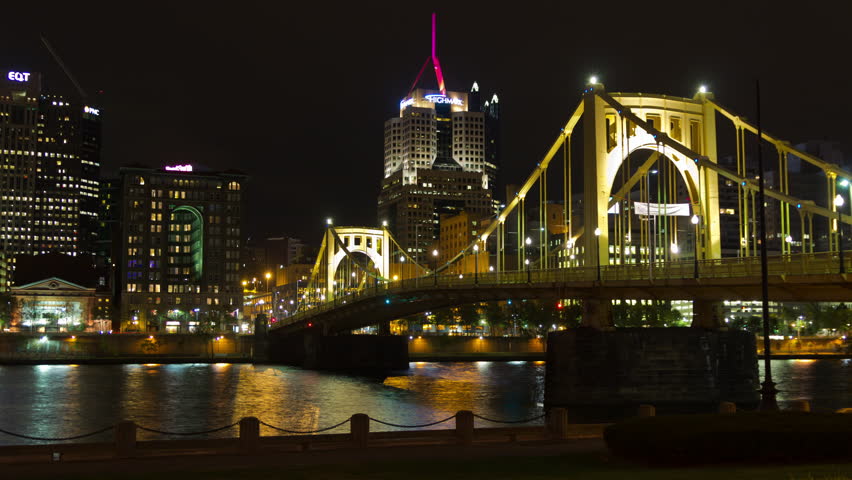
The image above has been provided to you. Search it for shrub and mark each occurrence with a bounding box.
[604,412,852,465]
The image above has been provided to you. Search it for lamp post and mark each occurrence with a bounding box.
[294,278,301,313]
[264,272,271,297]
[594,227,602,282]
[432,249,439,286]
[835,194,845,274]
[473,244,479,284]
[755,80,778,411]
[525,258,531,283]
[691,214,700,279]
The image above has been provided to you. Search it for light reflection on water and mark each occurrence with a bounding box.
[0,359,848,446]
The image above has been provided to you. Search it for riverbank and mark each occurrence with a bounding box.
[0,332,848,364]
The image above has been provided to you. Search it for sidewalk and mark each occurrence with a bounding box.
[5,438,606,478]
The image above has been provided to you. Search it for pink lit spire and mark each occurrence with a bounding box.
[431,12,446,95]
[404,13,448,100]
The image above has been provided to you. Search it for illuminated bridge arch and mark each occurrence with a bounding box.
[324,227,391,300]
[585,91,722,266]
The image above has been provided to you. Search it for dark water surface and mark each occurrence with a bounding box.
[0,359,849,445]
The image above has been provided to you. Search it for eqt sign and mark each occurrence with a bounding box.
[7,71,31,82]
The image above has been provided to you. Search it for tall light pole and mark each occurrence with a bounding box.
[473,244,479,284]
[691,214,700,279]
[594,227,602,282]
[755,80,778,411]
[835,194,845,274]
[525,258,531,283]
[265,272,271,297]
[432,249,439,286]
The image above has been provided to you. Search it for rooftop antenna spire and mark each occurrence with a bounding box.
[403,13,447,101]
[431,12,446,95]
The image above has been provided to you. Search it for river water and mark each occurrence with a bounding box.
[0,359,849,446]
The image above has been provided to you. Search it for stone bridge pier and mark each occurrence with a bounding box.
[256,321,408,371]
[546,298,759,419]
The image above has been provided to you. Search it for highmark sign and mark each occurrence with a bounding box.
[165,164,193,172]
[399,93,464,110]
[424,94,463,106]
[7,71,31,82]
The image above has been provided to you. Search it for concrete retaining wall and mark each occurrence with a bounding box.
[0,333,252,361]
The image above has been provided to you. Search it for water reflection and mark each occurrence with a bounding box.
[0,359,848,445]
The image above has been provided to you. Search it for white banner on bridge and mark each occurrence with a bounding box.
[633,202,692,216]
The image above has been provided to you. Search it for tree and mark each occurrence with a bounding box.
[0,292,16,330]
[457,303,480,330]
[484,301,510,336]
[613,301,683,328]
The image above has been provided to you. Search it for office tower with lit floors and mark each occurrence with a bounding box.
[117,165,247,332]
[377,14,500,261]
[1,68,103,288]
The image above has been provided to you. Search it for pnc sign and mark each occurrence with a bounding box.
[7,71,31,82]
[84,106,100,116]
[164,164,193,172]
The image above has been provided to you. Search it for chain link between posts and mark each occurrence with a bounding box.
[472,413,547,424]
[258,418,351,434]
[367,414,457,429]
[0,425,115,442]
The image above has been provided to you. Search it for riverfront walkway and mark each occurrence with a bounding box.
[7,439,851,480]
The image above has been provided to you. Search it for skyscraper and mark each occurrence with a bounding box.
[378,14,498,261]
[0,68,102,288]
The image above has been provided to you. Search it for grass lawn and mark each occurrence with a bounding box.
[52,452,852,480]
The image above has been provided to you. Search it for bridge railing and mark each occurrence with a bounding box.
[274,251,847,328]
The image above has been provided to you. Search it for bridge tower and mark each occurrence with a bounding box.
[324,226,391,301]
[582,83,722,269]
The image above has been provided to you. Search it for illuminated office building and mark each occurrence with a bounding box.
[378,15,499,260]
[1,68,102,288]
[117,165,247,332]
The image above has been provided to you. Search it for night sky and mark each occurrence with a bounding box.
[2,2,849,243]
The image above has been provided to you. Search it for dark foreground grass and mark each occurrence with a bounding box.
[45,452,852,480]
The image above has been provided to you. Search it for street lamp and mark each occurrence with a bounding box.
[525,258,531,283]
[265,272,272,297]
[594,227,602,282]
[432,249,439,286]
[835,194,845,274]
[473,244,479,284]
[691,214,700,279]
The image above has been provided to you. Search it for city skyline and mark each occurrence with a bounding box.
[2,3,850,243]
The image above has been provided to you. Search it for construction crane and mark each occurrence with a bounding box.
[40,35,88,101]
